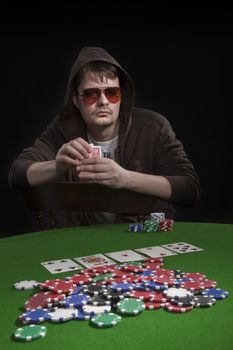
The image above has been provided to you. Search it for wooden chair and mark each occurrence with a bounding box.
[22,182,159,230]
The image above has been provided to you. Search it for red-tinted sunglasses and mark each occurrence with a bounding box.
[78,87,121,105]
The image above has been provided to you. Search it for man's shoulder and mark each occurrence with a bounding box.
[131,107,169,127]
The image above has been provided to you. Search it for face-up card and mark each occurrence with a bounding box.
[161,242,204,254]
[135,246,177,258]
[41,259,82,274]
[89,145,102,158]
[105,249,145,263]
[74,254,114,268]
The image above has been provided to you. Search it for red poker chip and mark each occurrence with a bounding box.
[145,302,164,310]
[41,280,76,294]
[130,290,158,301]
[153,275,176,286]
[180,280,205,292]
[183,272,206,280]
[66,274,93,285]
[143,258,164,264]
[24,292,52,310]
[143,263,163,270]
[148,292,167,303]
[91,264,116,274]
[122,265,144,273]
[154,268,175,277]
[164,302,193,313]
[200,279,217,289]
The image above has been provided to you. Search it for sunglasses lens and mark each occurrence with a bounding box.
[82,89,100,105]
[81,87,121,105]
[105,87,121,103]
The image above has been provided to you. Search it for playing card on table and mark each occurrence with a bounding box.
[105,249,145,263]
[134,246,177,258]
[89,144,101,158]
[41,259,82,274]
[161,242,204,254]
[74,254,115,268]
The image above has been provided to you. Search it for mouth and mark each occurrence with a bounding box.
[96,110,111,116]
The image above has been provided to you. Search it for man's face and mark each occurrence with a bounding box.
[73,71,121,134]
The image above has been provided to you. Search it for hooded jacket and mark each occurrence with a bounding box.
[8,46,200,227]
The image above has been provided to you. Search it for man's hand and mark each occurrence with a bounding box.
[76,157,131,189]
[56,138,92,174]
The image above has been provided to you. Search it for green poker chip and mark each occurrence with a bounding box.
[92,273,113,283]
[117,298,145,315]
[14,325,47,342]
[90,312,122,328]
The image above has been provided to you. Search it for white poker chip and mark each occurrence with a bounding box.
[82,304,111,315]
[14,280,38,290]
[163,287,193,299]
[48,307,77,323]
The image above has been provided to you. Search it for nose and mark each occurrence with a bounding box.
[97,91,109,105]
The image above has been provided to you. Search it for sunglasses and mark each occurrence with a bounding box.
[78,87,121,105]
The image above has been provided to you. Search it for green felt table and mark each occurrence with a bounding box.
[0,222,233,350]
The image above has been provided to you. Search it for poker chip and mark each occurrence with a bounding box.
[83,284,107,296]
[117,298,145,315]
[89,295,111,306]
[62,293,91,308]
[163,287,193,299]
[164,302,193,313]
[25,292,52,310]
[73,307,91,321]
[14,280,38,290]
[82,304,111,315]
[19,309,51,324]
[66,274,93,285]
[143,219,159,232]
[48,307,77,323]
[128,223,144,232]
[90,312,122,328]
[193,295,216,307]
[103,289,125,301]
[171,296,195,307]
[150,212,165,222]
[110,282,134,293]
[14,325,47,342]
[201,288,229,300]
[145,302,164,310]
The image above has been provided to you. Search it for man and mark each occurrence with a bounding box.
[8,46,200,227]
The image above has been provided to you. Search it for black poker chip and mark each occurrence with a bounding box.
[193,295,216,307]
[82,284,107,296]
[88,295,111,306]
[171,296,195,307]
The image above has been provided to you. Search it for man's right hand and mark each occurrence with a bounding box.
[56,138,92,174]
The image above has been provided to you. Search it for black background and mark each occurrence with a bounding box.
[1,3,232,237]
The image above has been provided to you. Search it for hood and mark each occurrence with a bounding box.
[61,47,135,164]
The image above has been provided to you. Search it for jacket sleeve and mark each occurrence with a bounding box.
[8,118,65,189]
[154,116,201,206]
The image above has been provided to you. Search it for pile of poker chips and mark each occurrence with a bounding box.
[13,258,230,341]
[129,212,174,232]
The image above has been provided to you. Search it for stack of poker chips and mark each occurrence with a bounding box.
[128,212,174,233]
[13,257,230,341]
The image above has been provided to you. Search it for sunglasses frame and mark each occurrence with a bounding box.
[78,86,121,105]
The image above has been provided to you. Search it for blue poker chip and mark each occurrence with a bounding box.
[62,294,91,308]
[70,286,84,295]
[20,309,51,324]
[201,288,229,300]
[110,282,134,292]
[73,307,91,321]
[137,270,156,277]
[128,223,143,232]
[143,281,168,291]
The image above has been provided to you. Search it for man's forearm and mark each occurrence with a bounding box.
[26,161,59,186]
[124,171,172,200]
